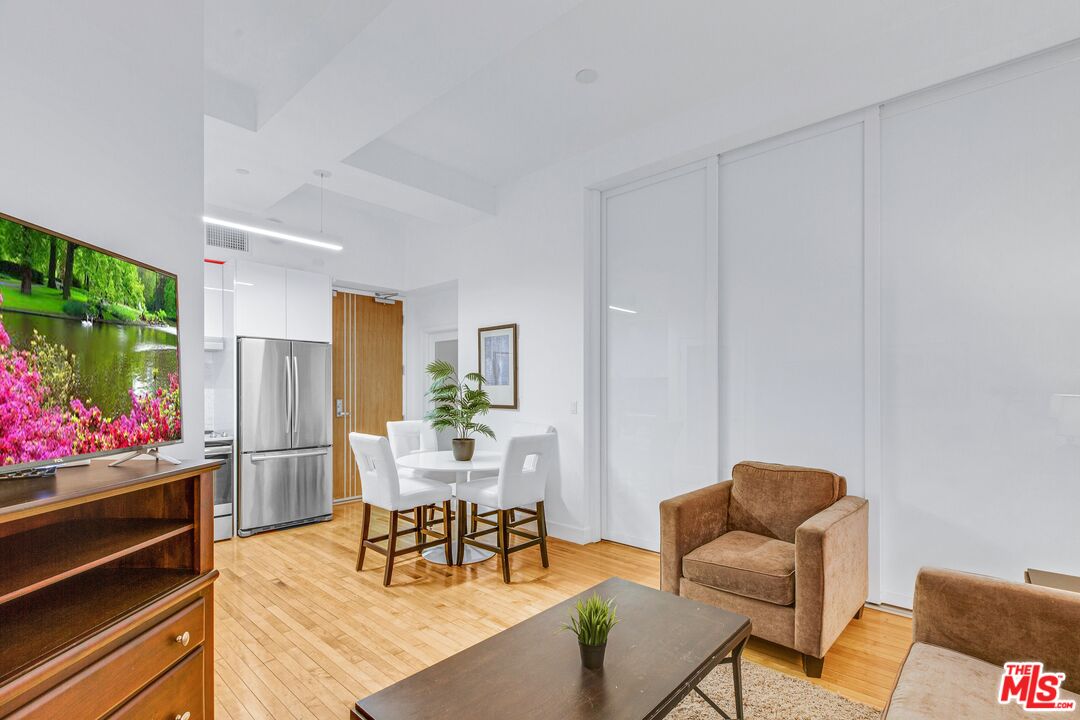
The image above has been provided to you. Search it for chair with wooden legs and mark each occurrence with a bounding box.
[455,433,556,583]
[386,420,439,472]
[387,420,448,528]
[468,423,556,534]
[349,433,454,586]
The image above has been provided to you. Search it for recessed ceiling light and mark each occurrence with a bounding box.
[202,216,343,252]
[235,168,250,175]
[575,68,599,84]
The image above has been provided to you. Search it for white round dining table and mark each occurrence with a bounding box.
[396,450,502,564]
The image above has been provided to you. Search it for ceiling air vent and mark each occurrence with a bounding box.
[205,223,250,252]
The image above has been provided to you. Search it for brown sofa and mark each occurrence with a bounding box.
[883,568,1080,718]
[660,461,868,676]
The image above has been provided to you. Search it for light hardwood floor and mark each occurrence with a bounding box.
[214,502,910,719]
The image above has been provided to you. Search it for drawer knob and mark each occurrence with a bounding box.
[175,631,191,647]
[175,713,191,720]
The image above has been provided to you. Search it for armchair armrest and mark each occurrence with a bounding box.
[659,481,731,594]
[913,567,1080,692]
[794,495,868,658]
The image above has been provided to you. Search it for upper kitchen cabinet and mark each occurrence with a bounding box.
[285,268,332,343]
[234,260,331,342]
[235,260,288,338]
[204,260,225,347]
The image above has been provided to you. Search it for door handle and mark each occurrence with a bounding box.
[251,448,329,462]
[284,359,292,434]
[293,354,300,440]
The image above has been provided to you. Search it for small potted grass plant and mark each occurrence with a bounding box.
[562,593,619,670]
[424,359,495,461]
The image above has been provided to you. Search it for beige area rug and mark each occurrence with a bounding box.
[668,660,880,720]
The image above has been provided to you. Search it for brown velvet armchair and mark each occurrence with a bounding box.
[660,461,868,677]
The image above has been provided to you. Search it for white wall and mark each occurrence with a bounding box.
[0,1,205,459]
[404,280,458,422]
[406,167,589,540]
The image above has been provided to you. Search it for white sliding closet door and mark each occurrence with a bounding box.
[879,59,1080,607]
[603,162,718,551]
[717,124,865,492]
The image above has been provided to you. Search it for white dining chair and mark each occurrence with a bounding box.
[387,419,449,531]
[386,420,439,478]
[349,433,454,586]
[469,422,557,533]
[455,433,556,583]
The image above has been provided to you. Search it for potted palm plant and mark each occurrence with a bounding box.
[424,359,495,461]
[562,593,619,670]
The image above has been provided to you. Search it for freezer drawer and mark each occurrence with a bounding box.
[238,448,332,536]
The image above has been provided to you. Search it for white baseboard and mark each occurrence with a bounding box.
[866,601,913,618]
[879,590,914,611]
[546,519,590,545]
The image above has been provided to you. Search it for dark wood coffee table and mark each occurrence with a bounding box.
[352,577,751,720]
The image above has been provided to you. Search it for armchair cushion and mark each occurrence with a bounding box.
[728,461,846,543]
[682,530,795,606]
[883,642,1080,720]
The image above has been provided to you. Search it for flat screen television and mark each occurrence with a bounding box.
[0,211,182,472]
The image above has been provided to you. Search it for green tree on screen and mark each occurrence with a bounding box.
[70,247,146,309]
[61,240,76,299]
[46,237,59,289]
[0,219,49,295]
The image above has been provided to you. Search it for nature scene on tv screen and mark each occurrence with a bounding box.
[0,215,181,467]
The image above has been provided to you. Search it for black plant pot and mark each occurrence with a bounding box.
[452,438,475,461]
[579,641,607,670]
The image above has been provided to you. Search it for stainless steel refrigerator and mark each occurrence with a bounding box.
[237,338,333,537]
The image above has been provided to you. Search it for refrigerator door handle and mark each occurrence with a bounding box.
[292,354,300,441]
[250,448,329,462]
[283,358,292,435]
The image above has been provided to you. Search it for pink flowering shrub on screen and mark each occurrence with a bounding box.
[0,292,181,466]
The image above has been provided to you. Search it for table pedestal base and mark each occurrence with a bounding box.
[422,541,494,565]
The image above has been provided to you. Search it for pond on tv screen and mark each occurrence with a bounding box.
[0,216,181,466]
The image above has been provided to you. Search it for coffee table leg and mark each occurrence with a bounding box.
[689,635,749,720]
[732,637,747,720]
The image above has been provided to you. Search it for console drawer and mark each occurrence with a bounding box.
[110,647,204,720]
[10,598,205,719]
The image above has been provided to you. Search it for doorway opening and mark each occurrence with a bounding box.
[425,330,458,450]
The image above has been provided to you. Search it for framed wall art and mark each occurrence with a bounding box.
[478,323,518,409]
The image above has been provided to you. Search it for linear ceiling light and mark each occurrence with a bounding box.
[608,305,638,314]
[202,216,343,251]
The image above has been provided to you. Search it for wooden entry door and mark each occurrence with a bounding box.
[332,292,403,501]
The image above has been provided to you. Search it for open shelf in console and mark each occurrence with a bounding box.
[0,565,197,684]
[0,459,219,718]
[0,518,193,604]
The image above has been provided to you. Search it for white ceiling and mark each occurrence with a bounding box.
[204,0,1080,235]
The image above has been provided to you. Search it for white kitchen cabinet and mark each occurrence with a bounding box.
[203,261,225,341]
[233,260,331,342]
[234,260,287,338]
[285,268,332,343]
